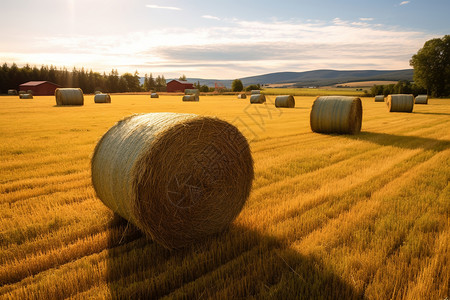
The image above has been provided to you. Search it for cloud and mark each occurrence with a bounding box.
[145,4,181,10]
[202,15,220,20]
[3,17,434,78]
[359,17,374,21]
[399,1,410,5]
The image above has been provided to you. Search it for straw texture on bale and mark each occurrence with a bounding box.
[374,95,384,102]
[94,94,111,103]
[251,90,261,95]
[8,89,17,95]
[250,94,266,104]
[55,88,84,106]
[386,94,414,112]
[237,93,247,99]
[150,93,159,98]
[26,90,33,94]
[275,95,295,108]
[415,94,428,104]
[19,90,26,95]
[91,113,254,249]
[310,96,362,135]
[19,94,33,99]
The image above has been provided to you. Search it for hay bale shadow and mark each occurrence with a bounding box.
[105,223,360,299]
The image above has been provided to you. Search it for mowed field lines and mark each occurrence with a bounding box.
[0,95,449,299]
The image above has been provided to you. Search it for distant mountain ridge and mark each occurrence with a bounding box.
[179,69,414,88]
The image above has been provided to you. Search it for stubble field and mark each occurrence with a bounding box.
[0,94,449,299]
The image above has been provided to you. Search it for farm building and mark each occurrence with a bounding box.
[166,80,194,93]
[19,81,61,96]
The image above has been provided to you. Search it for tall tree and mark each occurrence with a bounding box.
[231,79,243,92]
[410,35,450,97]
[179,74,187,81]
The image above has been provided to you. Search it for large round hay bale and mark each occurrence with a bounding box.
[94,93,111,103]
[250,94,266,104]
[310,96,362,134]
[19,94,33,99]
[95,90,102,95]
[251,90,261,95]
[183,89,199,101]
[386,94,414,112]
[374,95,384,102]
[275,95,295,108]
[237,93,247,99]
[26,90,33,95]
[8,89,17,95]
[415,94,428,104]
[55,88,84,106]
[18,90,26,95]
[182,95,199,102]
[150,93,159,98]
[91,113,254,249]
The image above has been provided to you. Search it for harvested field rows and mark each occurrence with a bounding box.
[1,95,449,299]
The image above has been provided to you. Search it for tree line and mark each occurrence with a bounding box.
[369,80,426,97]
[0,63,167,94]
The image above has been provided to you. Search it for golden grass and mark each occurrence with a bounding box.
[1,94,449,299]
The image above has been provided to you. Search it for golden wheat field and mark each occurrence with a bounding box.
[0,94,449,299]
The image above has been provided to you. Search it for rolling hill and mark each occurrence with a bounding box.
[182,69,413,88]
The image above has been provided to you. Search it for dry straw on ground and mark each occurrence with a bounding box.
[19,94,33,99]
[151,93,159,98]
[183,89,199,102]
[55,88,84,106]
[275,95,295,108]
[94,94,111,103]
[386,94,414,112]
[237,93,247,99]
[250,94,266,104]
[374,95,384,102]
[91,113,254,249]
[310,96,362,134]
[415,94,428,104]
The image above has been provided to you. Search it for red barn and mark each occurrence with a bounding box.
[19,81,61,96]
[166,80,194,93]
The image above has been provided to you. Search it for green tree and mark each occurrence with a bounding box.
[410,35,450,97]
[245,84,261,92]
[231,79,243,92]
[179,74,187,81]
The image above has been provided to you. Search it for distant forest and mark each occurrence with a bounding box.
[0,63,167,94]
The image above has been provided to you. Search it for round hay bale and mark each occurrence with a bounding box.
[275,95,295,108]
[374,95,384,102]
[385,94,414,112]
[95,90,102,95]
[237,93,247,99]
[250,94,266,104]
[55,88,84,106]
[182,95,199,102]
[94,93,111,103]
[26,90,33,95]
[150,93,159,98]
[18,90,26,95]
[415,94,428,104]
[251,90,261,95]
[8,89,17,95]
[19,94,33,99]
[91,113,254,249]
[310,96,362,134]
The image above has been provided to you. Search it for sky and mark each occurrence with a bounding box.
[0,0,449,79]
